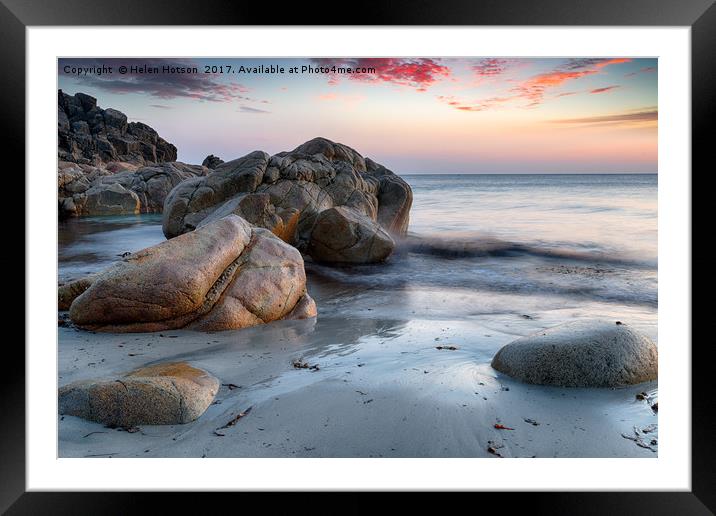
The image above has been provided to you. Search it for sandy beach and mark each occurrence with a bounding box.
[59,266,658,458]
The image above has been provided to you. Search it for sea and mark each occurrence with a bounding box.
[58,173,658,338]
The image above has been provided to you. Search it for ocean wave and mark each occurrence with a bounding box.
[305,233,657,307]
[399,234,656,267]
[306,259,657,308]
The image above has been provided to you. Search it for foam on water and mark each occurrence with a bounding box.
[58,174,657,311]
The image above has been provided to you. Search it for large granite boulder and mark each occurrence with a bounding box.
[68,214,316,332]
[307,207,394,263]
[58,362,219,426]
[162,151,271,235]
[83,182,141,215]
[59,160,208,218]
[491,319,658,388]
[162,137,412,264]
[58,90,177,166]
[197,192,301,245]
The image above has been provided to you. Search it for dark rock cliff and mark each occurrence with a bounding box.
[58,90,177,165]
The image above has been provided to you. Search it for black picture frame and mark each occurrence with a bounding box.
[6,0,711,512]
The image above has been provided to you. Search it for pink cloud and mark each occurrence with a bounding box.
[311,58,451,90]
[472,58,509,77]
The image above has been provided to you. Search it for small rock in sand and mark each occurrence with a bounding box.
[58,362,219,427]
[292,358,319,371]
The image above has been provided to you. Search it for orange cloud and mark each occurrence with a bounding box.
[443,58,632,112]
[511,58,630,106]
[438,95,511,112]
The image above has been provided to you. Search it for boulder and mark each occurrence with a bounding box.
[368,158,413,236]
[83,182,141,215]
[307,207,394,263]
[103,108,128,132]
[58,362,219,426]
[197,192,300,244]
[58,275,97,310]
[58,160,208,217]
[98,161,208,214]
[491,319,658,388]
[162,137,412,264]
[68,214,316,332]
[162,151,270,235]
[283,292,318,320]
[202,154,225,169]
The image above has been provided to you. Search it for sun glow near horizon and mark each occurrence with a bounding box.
[58,57,657,173]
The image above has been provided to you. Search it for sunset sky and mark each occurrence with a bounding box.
[58,57,657,173]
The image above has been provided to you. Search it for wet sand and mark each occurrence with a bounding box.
[59,276,658,458]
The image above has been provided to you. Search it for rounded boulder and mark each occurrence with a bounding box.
[58,362,219,427]
[307,206,394,264]
[491,319,658,387]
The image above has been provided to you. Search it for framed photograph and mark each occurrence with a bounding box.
[8,0,710,511]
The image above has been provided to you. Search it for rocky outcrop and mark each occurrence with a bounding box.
[58,362,219,426]
[202,154,224,169]
[57,91,208,218]
[67,214,316,332]
[58,90,177,166]
[162,137,412,264]
[58,160,208,218]
[491,319,658,387]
